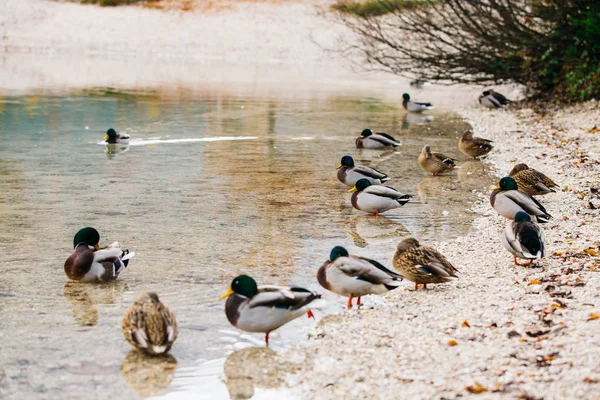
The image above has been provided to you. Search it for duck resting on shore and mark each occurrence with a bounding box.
[337,155,390,187]
[122,292,178,355]
[318,246,403,308]
[355,129,400,149]
[509,163,559,196]
[402,93,434,113]
[502,211,546,266]
[104,128,130,144]
[458,131,494,159]
[490,177,552,223]
[349,178,411,217]
[220,275,320,346]
[64,227,135,282]
[418,145,456,175]
[478,89,511,109]
[393,237,458,290]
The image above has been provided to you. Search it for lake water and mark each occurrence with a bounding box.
[0,85,496,399]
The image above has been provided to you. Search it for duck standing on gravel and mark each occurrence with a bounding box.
[458,131,494,159]
[509,163,559,196]
[490,177,552,223]
[418,145,456,175]
[64,227,135,282]
[104,128,131,144]
[478,90,511,109]
[317,246,403,309]
[337,155,390,187]
[349,178,411,217]
[355,128,400,149]
[220,275,320,346]
[502,211,546,266]
[122,292,178,355]
[392,237,458,290]
[402,93,434,113]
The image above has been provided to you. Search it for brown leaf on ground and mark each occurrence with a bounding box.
[529,279,540,285]
[461,320,470,328]
[588,313,600,321]
[583,376,600,383]
[466,385,487,394]
[588,126,600,133]
[447,340,458,346]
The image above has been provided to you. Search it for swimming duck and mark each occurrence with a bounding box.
[337,155,390,187]
[509,163,559,196]
[122,292,178,355]
[502,211,546,266]
[418,145,456,175]
[458,131,494,159]
[64,227,135,282]
[392,237,458,290]
[317,246,403,308]
[104,128,131,144]
[220,275,321,346]
[349,178,411,216]
[355,129,400,149]
[478,90,511,109]
[402,93,434,113]
[490,177,552,223]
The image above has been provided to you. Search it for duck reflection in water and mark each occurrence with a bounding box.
[105,143,130,159]
[120,349,177,397]
[224,347,299,400]
[401,113,435,130]
[63,280,127,326]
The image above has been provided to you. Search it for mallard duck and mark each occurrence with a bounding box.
[418,145,456,175]
[402,93,434,113]
[220,275,321,346]
[64,227,135,282]
[458,131,494,159]
[502,211,545,266]
[509,163,559,196]
[478,89,511,108]
[337,155,390,187]
[317,246,403,308]
[104,128,130,144]
[490,177,552,223]
[355,129,400,149]
[392,237,458,290]
[349,178,411,216]
[122,292,178,355]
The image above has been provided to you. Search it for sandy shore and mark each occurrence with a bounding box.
[2,1,599,399]
[283,102,600,399]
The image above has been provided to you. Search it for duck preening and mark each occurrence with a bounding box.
[317,246,403,308]
[355,129,400,149]
[502,211,546,266]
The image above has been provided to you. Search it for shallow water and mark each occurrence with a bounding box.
[0,87,496,399]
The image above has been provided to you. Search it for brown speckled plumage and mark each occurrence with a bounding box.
[392,237,458,288]
[418,145,456,175]
[509,164,558,196]
[122,292,177,355]
[458,131,493,159]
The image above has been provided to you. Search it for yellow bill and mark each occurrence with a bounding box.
[348,186,357,193]
[94,244,101,251]
[219,287,234,300]
[492,185,500,190]
[103,135,109,140]
[336,164,342,169]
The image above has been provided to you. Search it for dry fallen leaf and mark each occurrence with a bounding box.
[529,279,540,285]
[588,126,600,133]
[462,320,471,328]
[466,385,487,394]
[588,313,600,321]
[584,248,598,256]
[583,376,600,383]
[447,340,458,346]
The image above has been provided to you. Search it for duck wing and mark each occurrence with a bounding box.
[492,92,511,105]
[409,247,458,277]
[249,286,320,310]
[352,165,388,180]
[503,190,551,218]
[364,185,411,201]
[372,133,400,146]
[333,255,402,287]
[433,152,456,166]
[472,137,494,149]
[515,222,545,257]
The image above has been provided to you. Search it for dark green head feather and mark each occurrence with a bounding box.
[73,227,100,248]
[499,176,519,191]
[106,128,117,139]
[329,246,349,261]
[402,93,410,100]
[230,275,258,298]
[514,211,532,222]
[355,178,372,192]
[340,155,355,167]
[361,129,373,137]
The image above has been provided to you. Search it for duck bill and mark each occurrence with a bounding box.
[492,185,500,190]
[336,164,342,169]
[219,287,234,300]
[103,135,109,141]
[348,186,357,193]
[94,244,101,251]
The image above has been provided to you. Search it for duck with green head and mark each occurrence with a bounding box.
[104,128,130,144]
[490,177,552,223]
[337,155,390,187]
[402,93,434,113]
[508,163,558,196]
[355,129,400,149]
[317,246,403,309]
[64,227,135,282]
[393,237,458,290]
[349,178,411,217]
[502,211,545,266]
[220,275,321,346]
